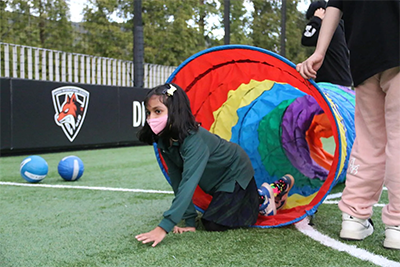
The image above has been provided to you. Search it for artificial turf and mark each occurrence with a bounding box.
[0,144,399,266]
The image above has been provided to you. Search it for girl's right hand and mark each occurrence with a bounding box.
[173,226,196,234]
[135,226,167,247]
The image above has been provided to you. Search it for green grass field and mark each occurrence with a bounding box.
[1,144,399,267]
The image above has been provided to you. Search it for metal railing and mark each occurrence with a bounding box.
[0,42,177,88]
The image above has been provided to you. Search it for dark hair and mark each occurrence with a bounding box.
[137,83,199,145]
[306,0,326,20]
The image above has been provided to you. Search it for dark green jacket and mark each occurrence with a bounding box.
[157,126,254,233]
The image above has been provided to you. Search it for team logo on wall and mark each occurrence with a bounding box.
[52,86,90,142]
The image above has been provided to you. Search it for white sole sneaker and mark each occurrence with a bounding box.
[383,225,400,250]
[340,212,374,241]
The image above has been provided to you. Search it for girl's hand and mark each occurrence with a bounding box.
[314,8,325,19]
[296,52,325,80]
[173,226,196,234]
[135,226,167,247]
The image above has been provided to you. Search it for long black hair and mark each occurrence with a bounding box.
[137,83,199,145]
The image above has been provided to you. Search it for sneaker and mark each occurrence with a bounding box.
[340,212,374,240]
[273,174,295,210]
[258,183,276,216]
[383,225,400,250]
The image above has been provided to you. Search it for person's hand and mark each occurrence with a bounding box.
[314,8,325,19]
[135,226,167,247]
[173,226,196,234]
[296,52,325,80]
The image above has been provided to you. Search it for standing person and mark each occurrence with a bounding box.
[301,0,352,87]
[296,1,400,250]
[135,83,295,247]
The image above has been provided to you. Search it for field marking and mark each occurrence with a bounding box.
[1,182,388,207]
[325,192,343,200]
[324,199,386,207]
[0,181,174,194]
[323,189,387,207]
[296,218,400,267]
[325,187,387,200]
[1,181,388,207]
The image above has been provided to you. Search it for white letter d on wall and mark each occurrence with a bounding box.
[133,101,145,127]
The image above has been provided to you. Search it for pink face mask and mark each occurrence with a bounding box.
[147,115,168,135]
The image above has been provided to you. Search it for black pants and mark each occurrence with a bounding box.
[201,218,232,232]
[201,178,259,231]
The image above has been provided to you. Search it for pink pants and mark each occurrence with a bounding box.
[338,67,400,226]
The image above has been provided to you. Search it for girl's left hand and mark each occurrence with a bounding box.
[296,52,324,80]
[173,226,196,234]
[135,226,167,247]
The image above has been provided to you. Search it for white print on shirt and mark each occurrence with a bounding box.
[348,157,359,175]
[304,25,316,37]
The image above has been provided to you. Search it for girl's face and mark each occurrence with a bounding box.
[146,95,168,120]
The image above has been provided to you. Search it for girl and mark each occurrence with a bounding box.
[296,0,399,250]
[135,83,294,247]
[301,0,352,87]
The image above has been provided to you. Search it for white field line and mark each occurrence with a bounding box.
[296,218,400,267]
[326,187,387,200]
[0,182,387,197]
[0,181,174,194]
[0,182,388,206]
[323,187,388,207]
[324,200,386,207]
[325,192,343,200]
[304,186,395,267]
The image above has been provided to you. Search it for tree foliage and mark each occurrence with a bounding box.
[77,0,132,59]
[1,0,73,51]
[2,0,313,65]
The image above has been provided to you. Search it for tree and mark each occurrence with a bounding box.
[2,0,313,66]
[195,0,219,46]
[219,0,251,45]
[0,0,11,42]
[250,0,313,63]
[77,0,132,59]
[1,0,73,50]
[139,0,218,65]
[1,0,40,46]
[34,0,73,51]
[282,0,313,63]
[76,0,218,64]
[251,0,281,53]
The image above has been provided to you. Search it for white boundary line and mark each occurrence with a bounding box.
[325,187,387,200]
[296,218,400,267]
[323,200,386,207]
[323,189,387,207]
[325,192,343,200]
[0,181,174,194]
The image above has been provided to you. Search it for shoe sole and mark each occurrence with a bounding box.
[383,239,400,250]
[340,226,374,241]
[259,183,276,216]
[282,174,295,191]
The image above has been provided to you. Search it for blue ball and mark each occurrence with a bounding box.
[58,156,84,181]
[20,155,48,183]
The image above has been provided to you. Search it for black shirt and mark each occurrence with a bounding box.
[327,0,400,87]
[302,16,353,87]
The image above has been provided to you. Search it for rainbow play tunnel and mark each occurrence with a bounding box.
[155,45,355,227]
